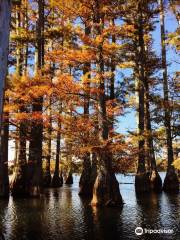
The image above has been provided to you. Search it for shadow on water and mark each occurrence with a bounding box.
[0,174,179,240]
[0,199,9,240]
[134,191,179,240]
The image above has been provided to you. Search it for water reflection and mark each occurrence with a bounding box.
[92,206,123,240]
[0,174,179,240]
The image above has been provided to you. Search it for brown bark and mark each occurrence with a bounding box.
[28,0,44,197]
[144,76,162,192]
[43,100,52,188]
[0,0,11,197]
[91,1,123,207]
[65,170,73,185]
[11,4,28,197]
[91,151,123,207]
[135,4,150,193]
[11,107,28,197]
[79,22,93,197]
[159,0,179,192]
[0,108,9,197]
[52,112,63,188]
[79,153,93,197]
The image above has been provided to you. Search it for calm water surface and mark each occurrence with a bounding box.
[0,173,179,240]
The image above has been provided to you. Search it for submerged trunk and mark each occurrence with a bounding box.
[0,0,11,198]
[91,152,97,186]
[11,5,28,197]
[145,76,162,192]
[159,0,179,192]
[79,153,93,197]
[0,109,9,197]
[28,101,43,197]
[65,170,73,185]
[79,23,93,197]
[135,5,150,193]
[91,1,123,207]
[91,152,123,207]
[52,115,63,188]
[11,107,28,197]
[28,0,44,197]
[43,100,52,187]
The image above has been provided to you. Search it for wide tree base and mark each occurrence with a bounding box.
[51,174,63,188]
[79,171,93,197]
[79,181,93,198]
[163,168,179,193]
[91,170,123,207]
[43,173,52,188]
[135,172,150,193]
[10,167,28,197]
[65,174,73,185]
[149,170,162,192]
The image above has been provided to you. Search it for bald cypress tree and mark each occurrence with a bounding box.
[159,0,179,193]
[0,0,11,198]
[28,0,45,197]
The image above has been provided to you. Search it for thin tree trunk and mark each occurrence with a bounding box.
[43,99,52,187]
[144,76,162,192]
[51,110,63,187]
[0,0,11,198]
[65,146,73,185]
[0,98,10,197]
[159,0,179,193]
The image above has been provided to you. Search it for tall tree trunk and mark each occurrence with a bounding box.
[65,150,73,185]
[79,23,93,197]
[159,0,179,193]
[135,5,150,193]
[0,0,11,198]
[91,1,123,207]
[144,76,162,192]
[28,0,44,197]
[11,3,28,197]
[11,107,27,196]
[51,110,63,187]
[0,98,10,197]
[43,99,52,187]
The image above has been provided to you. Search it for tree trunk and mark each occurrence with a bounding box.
[65,170,73,185]
[0,0,11,198]
[52,108,63,187]
[28,0,44,197]
[0,102,9,198]
[159,0,179,193]
[43,100,52,187]
[135,5,150,193]
[79,153,93,197]
[11,107,28,197]
[91,151,123,207]
[79,23,93,197]
[144,76,162,192]
[91,1,123,207]
[11,3,28,197]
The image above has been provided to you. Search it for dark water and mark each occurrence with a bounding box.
[0,173,179,240]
